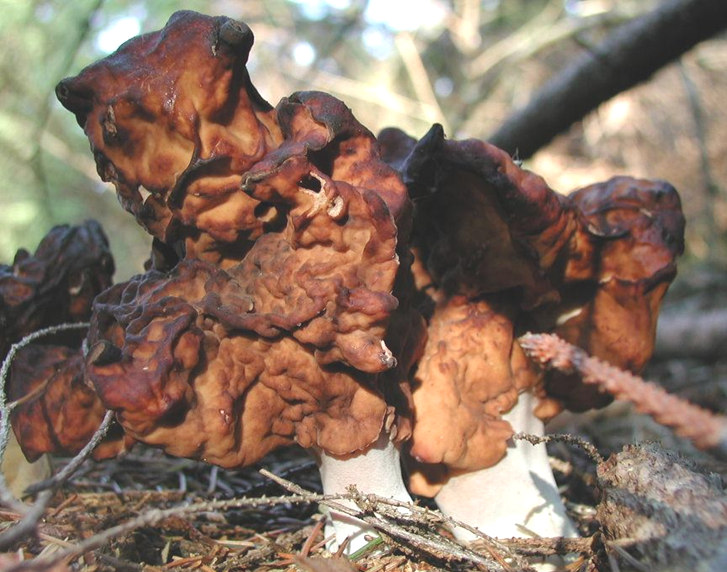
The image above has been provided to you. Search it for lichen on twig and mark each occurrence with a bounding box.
[519,332,727,460]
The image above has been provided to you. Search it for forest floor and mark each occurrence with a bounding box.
[2,269,726,572]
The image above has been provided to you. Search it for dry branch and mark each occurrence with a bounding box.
[520,333,727,459]
[23,411,114,496]
[655,308,727,360]
[2,471,553,572]
[489,0,727,158]
[513,432,603,465]
[261,469,521,571]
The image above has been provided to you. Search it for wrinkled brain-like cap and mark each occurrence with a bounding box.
[8,345,128,462]
[54,11,425,467]
[56,11,282,248]
[543,176,685,411]
[84,158,421,465]
[1,222,124,462]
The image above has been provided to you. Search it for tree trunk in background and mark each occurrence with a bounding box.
[489,0,727,159]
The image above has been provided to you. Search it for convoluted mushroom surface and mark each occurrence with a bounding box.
[49,10,428,552]
[56,12,282,256]
[541,176,685,411]
[8,345,127,462]
[380,125,684,462]
[86,219,417,467]
[2,222,127,465]
[379,124,684,540]
[406,293,536,488]
[52,12,425,473]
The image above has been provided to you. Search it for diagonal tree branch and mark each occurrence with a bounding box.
[489,0,727,159]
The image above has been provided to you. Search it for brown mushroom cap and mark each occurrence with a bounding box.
[537,176,685,411]
[50,11,426,468]
[8,344,128,462]
[379,126,684,492]
[55,11,283,253]
[86,250,416,466]
[1,222,125,462]
[407,292,540,496]
[82,85,424,464]
[387,124,576,308]
[0,220,114,358]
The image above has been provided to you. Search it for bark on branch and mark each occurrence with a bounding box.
[655,308,727,360]
[489,0,727,159]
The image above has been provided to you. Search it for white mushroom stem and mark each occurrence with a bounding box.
[316,429,412,554]
[434,391,578,540]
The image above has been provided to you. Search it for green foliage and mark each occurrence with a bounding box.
[0,0,150,278]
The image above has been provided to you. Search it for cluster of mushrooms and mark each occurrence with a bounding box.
[5,11,685,555]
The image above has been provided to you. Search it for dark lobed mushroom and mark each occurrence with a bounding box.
[0,220,114,357]
[51,9,425,460]
[25,9,684,553]
[81,105,425,547]
[55,10,282,264]
[538,175,685,412]
[8,345,129,463]
[60,11,426,460]
[378,124,684,540]
[2,222,126,474]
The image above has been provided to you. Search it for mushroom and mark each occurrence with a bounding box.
[21,9,682,555]
[53,11,425,553]
[55,10,283,266]
[8,344,128,463]
[0,220,114,357]
[83,164,423,549]
[536,175,685,412]
[379,124,683,541]
[1,222,124,493]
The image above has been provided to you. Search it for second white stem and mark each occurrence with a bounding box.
[434,391,578,540]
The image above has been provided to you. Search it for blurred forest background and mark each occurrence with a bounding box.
[1,0,726,281]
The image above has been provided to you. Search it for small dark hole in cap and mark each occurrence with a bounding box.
[298,174,322,193]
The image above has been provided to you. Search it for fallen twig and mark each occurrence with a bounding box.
[519,332,727,460]
[5,492,327,571]
[513,432,604,464]
[492,535,594,558]
[261,468,561,571]
[24,410,115,496]
[263,468,502,570]
[0,409,113,552]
